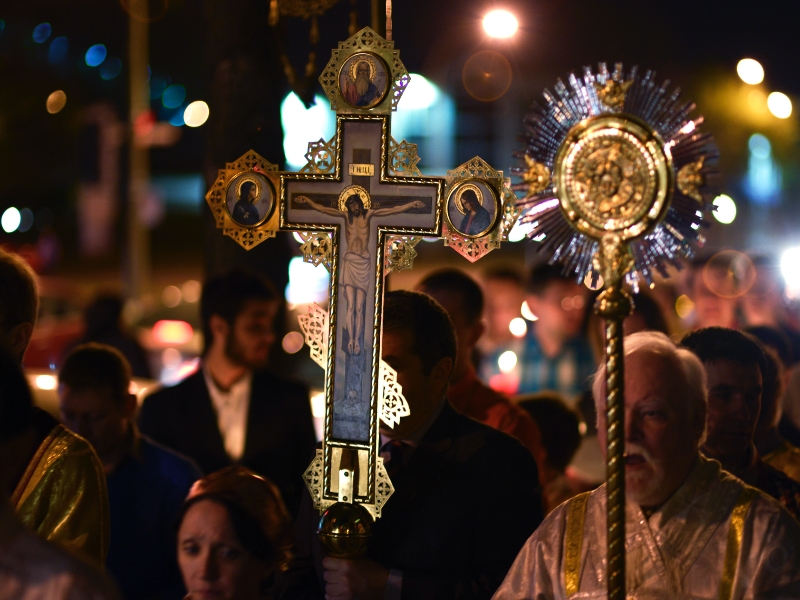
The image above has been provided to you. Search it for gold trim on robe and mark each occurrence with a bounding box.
[493,455,800,599]
[11,424,110,567]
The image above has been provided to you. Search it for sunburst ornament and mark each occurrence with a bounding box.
[512,62,717,288]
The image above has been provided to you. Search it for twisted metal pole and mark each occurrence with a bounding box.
[593,239,633,600]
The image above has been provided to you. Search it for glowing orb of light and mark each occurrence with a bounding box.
[1,207,21,233]
[712,194,737,224]
[46,90,67,114]
[736,58,764,85]
[498,350,518,373]
[483,10,519,39]
[85,44,107,67]
[184,101,210,127]
[767,92,792,119]
[509,317,527,338]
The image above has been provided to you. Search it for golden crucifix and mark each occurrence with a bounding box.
[205,27,519,554]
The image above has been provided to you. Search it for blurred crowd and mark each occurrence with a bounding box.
[3,244,800,599]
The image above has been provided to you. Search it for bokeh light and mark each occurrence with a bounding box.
[281,93,336,170]
[48,36,69,64]
[712,194,737,224]
[781,247,800,299]
[399,74,438,110]
[675,294,695,319]
[747,89,768,114]
[521,300,538,321]
[181,280,201,303]
[18,208,34,233]
[162,285,182,308]
[35,374,57,390]
[748,133,771,158]
[2,208,21,233]
[736,58,764,85]
[46,90,67,114]
[184,101,210,127]
[100,57,123,80]
[282,331,305,354]
[498,350,518,373]
[162,84,186,109]
[150,75,168,99]
[33,23,52,44]
[168,109,185,127]
[153,321,194,346]
[767,92,792,119]
[509,317,527,338]
[702,251,755,299]
[483,10,518,38]
[85,44,107,67]
[462,50,513,101]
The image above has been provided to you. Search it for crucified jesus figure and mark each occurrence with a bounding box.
[295,193,424,354]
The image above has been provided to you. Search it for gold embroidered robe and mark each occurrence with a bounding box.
[11,423,110,567]
[494,455,800,599]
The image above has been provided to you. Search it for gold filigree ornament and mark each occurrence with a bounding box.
[300,135,338,174]
[523,156,551,196]
[319,26,410,115]
[513,62,716,287]
[384,235,422,273]
[388,137,421,177]
[297,231,333,270]
[442,157,520,262]
[205,150,281,250]
[379,360,411,429]
[676,157,706,203]
[297,303,329,369]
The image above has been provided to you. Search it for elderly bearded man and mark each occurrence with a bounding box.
[494,331,800,600]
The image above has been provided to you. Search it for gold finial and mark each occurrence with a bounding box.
[523,155,551,195]
[677,157,706,202]
[594,79,633,110]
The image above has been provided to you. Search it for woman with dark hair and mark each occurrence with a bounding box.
[233,181,260,225]
[176,466,292,599]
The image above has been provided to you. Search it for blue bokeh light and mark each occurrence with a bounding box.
[85,44,107,67]
[150,76,167,99]
[47,36,68,64]
[162,84,186,109]
[0,20,6,36]
[168,108,185,127]
[33,23,51,44]
[100,57,122,80]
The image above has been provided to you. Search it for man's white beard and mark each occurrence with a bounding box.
[356,74,370,97]
[624,444,664,506]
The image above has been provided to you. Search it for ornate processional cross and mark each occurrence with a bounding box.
[206,27,519,551]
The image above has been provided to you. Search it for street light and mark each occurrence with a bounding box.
[483,9,518,39]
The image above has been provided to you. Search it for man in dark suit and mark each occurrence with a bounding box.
[138,269,316,515]
[277,291,542,600]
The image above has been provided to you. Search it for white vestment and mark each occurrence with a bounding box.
[494,455,800,600]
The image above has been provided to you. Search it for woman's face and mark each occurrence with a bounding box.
[178,499,267,600]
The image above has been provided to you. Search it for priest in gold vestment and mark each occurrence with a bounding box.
[10,408,110,567]
[1,247,110,567]
[494,332,800,600]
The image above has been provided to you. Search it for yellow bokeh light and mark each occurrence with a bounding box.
[767,92,792,119]
[747,89,768,114]
[737,58,764,85]
[482,9,519,39]
[184,100,210,127]
[498,350,518,374]
[675,294,695,319]
[46,90,67,114]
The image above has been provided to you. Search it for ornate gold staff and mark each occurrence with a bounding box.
[515,64,715,598]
